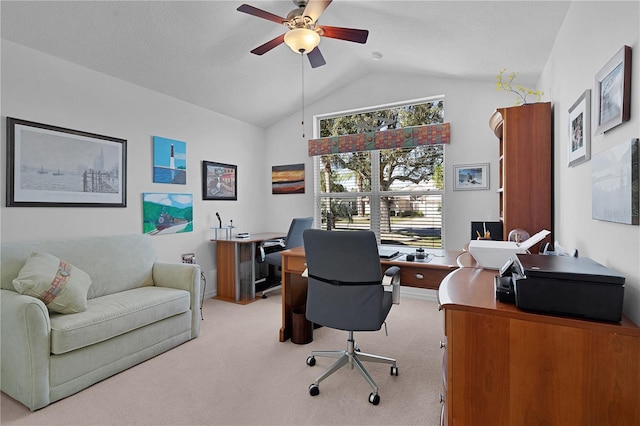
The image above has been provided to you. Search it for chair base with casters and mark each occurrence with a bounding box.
[260,285,281,299]
[304,255,402,406]
[255,278,281,299]
[306,329,398,405]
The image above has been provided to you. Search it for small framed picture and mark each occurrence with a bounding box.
[153,136,186,184]
[202,161,237,200]
[453,163,489,190]
[594,45,632,134]
[272,163,305,194]
[568,89,591,167]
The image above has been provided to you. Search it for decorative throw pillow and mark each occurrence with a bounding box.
[12,252,92,314]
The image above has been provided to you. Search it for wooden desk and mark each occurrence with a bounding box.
[212,232,284,304]
[279,246,461,342]
[438,267,640,425]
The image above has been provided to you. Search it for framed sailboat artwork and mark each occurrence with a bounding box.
[6,117,127,207]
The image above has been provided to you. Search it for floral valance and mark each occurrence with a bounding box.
[307,122,450,156]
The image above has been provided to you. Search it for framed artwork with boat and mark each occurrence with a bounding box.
[5,117,127,207]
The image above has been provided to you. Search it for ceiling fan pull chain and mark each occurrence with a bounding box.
[301,52,305,139]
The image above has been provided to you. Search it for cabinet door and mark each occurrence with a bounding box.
[446,310,511,425]
[508,318,640,425]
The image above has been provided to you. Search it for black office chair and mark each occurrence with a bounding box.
[258,217,313,298]
[302,229,401,405]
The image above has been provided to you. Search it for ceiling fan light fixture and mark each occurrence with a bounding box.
[284,28,320,54]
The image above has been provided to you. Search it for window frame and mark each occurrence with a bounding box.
[312,95,446,246]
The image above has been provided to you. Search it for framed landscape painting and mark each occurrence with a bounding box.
[6,117,126,207]
[272,163,305,194]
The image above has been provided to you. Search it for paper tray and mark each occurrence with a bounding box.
[468,230,550,269]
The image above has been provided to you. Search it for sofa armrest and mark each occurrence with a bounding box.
[152,263,201,338]
[0,289,52,410]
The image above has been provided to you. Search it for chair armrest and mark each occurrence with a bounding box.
[152,262,201,338]
[257,239,286,263]
[0,289,52,410]
[263,239,286,248]
[382,266,401,305]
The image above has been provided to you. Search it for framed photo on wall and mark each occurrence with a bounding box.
[594,45,632,134]
[6,117,127,207]
[202,160,237,200]
[568,89,591,167]
[453,163,489,190]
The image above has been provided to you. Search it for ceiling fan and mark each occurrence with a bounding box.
[237,0,369,68]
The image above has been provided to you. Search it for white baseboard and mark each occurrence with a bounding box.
[205,286,438,303]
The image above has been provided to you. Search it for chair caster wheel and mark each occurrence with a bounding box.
[261,294,267,299]
[306,356,316,366]
[390,366,398,376]
[309,384,320,396]
[369,392,380,405]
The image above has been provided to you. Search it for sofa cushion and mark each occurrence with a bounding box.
[12,252,92,314]
[49,286,190,354]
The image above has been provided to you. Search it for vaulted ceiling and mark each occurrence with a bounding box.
[1,1,571,128]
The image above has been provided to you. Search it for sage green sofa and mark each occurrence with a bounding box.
[0,234,201,410]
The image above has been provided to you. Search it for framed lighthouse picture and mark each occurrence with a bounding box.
[153,136,186,184]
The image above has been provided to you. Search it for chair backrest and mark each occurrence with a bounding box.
[284,217,313,249]
[303,229,389,332]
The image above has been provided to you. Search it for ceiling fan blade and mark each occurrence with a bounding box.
[237,4,286,24]
[303,0,332,23]
[250,34,286,55]
[320,26,369,44]
[307,47,326,68]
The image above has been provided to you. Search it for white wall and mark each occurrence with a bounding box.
[0,41,268,297]
[263,71,517,251]
[538,1,640,324]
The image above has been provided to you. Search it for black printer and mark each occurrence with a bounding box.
[508,254,625,322]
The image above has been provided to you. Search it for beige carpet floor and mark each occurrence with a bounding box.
[1,290,445,425]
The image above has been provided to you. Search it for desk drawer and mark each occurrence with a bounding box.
[399,266,451,290]
[283,255,306,273]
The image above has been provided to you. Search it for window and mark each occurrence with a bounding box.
[313,97,445,248]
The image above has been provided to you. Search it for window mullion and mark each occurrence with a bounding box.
[370,150,381,241]
[313,156,322,228]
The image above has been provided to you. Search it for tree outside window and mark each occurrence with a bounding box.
[315,99,445,247]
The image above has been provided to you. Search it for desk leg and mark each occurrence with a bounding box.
[280,271,308,342]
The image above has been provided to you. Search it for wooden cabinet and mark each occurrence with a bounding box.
[489,102,552,251]
[213,232,284,304]
[438,267,640,425]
